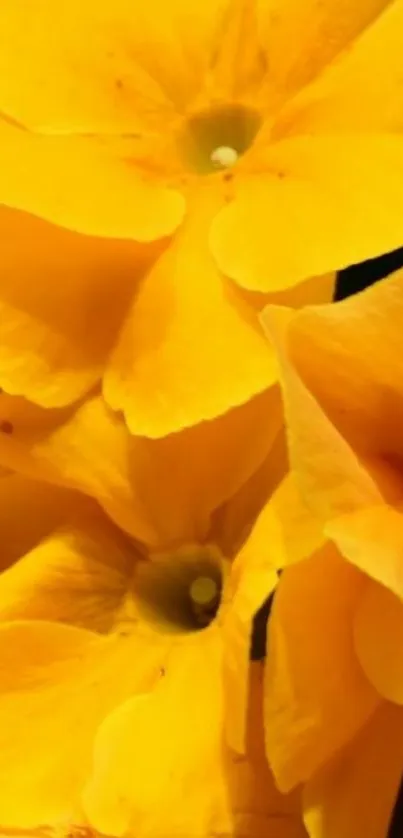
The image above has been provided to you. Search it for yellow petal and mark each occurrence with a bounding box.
[265,272,336,309]
[0,622,162,828]
[0,0,227,131]
[257,0,392,102]
[212,406,286,559]
[354,578,403,704]
[268,269,403,460]
[229,663,308,838]
[223,497,280,753]
[203,0,268,105]
[83,632,231,837]
[84,654,307,838]
[277,0,403,136]
[104,191,276,436]
[261,306,382,523]
[0,390,279,549]
[0,204,159,407]
[304,702,403,838]
[327,505,403,599]
[211,135,403,291]
[264,546,379,791]
[0,515,133,631]
[112,390,282,546]
[0,474,82,571]
[0,119,184,241]
[254,472,325,568]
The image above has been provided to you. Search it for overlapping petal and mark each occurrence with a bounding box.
[0,0,396,136]
[229,664,308,838]
[276,0,403,136]
[248,472,325,568]
[0,0,231,131]
[0,191,333,434]
[264,546,379,791]
[0,119,184,241]
[354,578,403,705]
[84,659,307,838]
[212,422,288,559]
[83,634,229,837]
[0,517,133,631]
[0,474,83,570]
[212,135,403,292]
[0,621,162,828]
[105,192,277,436]
[0,385,281,547]
[327,505,403,598]
[222,491,280,752]
[262,275,403,529]
[257,0,393,102]
[266,269,403,457]
[304,702,403,838]
[0,204,161,406]
[261,306,382,522]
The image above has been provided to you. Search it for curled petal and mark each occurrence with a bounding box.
[264,547,379,790]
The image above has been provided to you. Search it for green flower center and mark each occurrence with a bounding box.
[179,104,262,174]
[132,548,224,635]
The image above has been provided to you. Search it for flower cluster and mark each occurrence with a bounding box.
[0,0,403,836]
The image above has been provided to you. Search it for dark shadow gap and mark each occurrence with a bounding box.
[388,778,403,838]
[335,247,403,301]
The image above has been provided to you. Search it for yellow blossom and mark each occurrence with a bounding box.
[260,270,403,838]
[0,464,310,838]
[0,0,402,434]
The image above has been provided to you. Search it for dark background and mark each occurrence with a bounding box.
[334,247,403,302]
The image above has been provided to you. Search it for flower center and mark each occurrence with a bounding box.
[210,146,239,168]
[131,547,225,635]
[179,104,262,174]
[189,575,220,628]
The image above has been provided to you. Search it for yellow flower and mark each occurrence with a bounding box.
[0,465,310,838]
[260,271,403,838]
[0,0,401,435]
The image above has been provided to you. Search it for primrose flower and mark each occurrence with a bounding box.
[0,1,402,434]
[260,271,403,838]
[0,460,311,838]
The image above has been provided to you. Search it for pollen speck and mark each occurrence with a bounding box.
[190,576,219,608]
[210,146,239,169]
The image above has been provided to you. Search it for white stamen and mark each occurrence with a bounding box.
[210,145,239,168]
[190,576,219,607]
